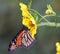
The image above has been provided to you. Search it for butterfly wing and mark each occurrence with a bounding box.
[22,31,35,47]
[8,30,25,51]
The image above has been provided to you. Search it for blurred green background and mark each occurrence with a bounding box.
[0,0,60,54]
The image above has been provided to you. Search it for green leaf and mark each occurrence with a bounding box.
[36,15,39,22]
[47,4,53,10]
[37,18,43,24]
[28,0,32,10]
[33,13,38,20]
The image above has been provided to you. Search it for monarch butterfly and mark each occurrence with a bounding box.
[8,26,35,51]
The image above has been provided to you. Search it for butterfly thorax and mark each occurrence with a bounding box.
[23,25,29,31]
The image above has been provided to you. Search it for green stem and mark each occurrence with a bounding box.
[37,22,60,27]
[37,14,56,24]
[43,14,56,18]
[30,9,50,23]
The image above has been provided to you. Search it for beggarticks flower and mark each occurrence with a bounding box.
[19,2,37,39]
[56,42,60,54]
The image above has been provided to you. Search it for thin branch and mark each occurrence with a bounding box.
[37,22,60,27]
[30,9,51,23]
[43,14,55,18]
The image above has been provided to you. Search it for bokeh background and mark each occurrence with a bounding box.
[0,0,60,54]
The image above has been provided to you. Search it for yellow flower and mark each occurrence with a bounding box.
[45,9,52,15]
[56,52,60,54]
[56,42,60,52]
[19,2,37,39]
[56,42,60,54]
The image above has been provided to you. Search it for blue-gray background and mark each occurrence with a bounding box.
[0,0,60,54]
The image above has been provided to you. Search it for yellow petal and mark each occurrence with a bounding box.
[19,2,28,11]
[22,11,31,18]
[22,17,31,29]
[56,52,60,54]
[30,24,37,38]
[56,42,60,47]
[56,45,60,52]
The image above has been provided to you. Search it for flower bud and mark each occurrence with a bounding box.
[45,9,52,15]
